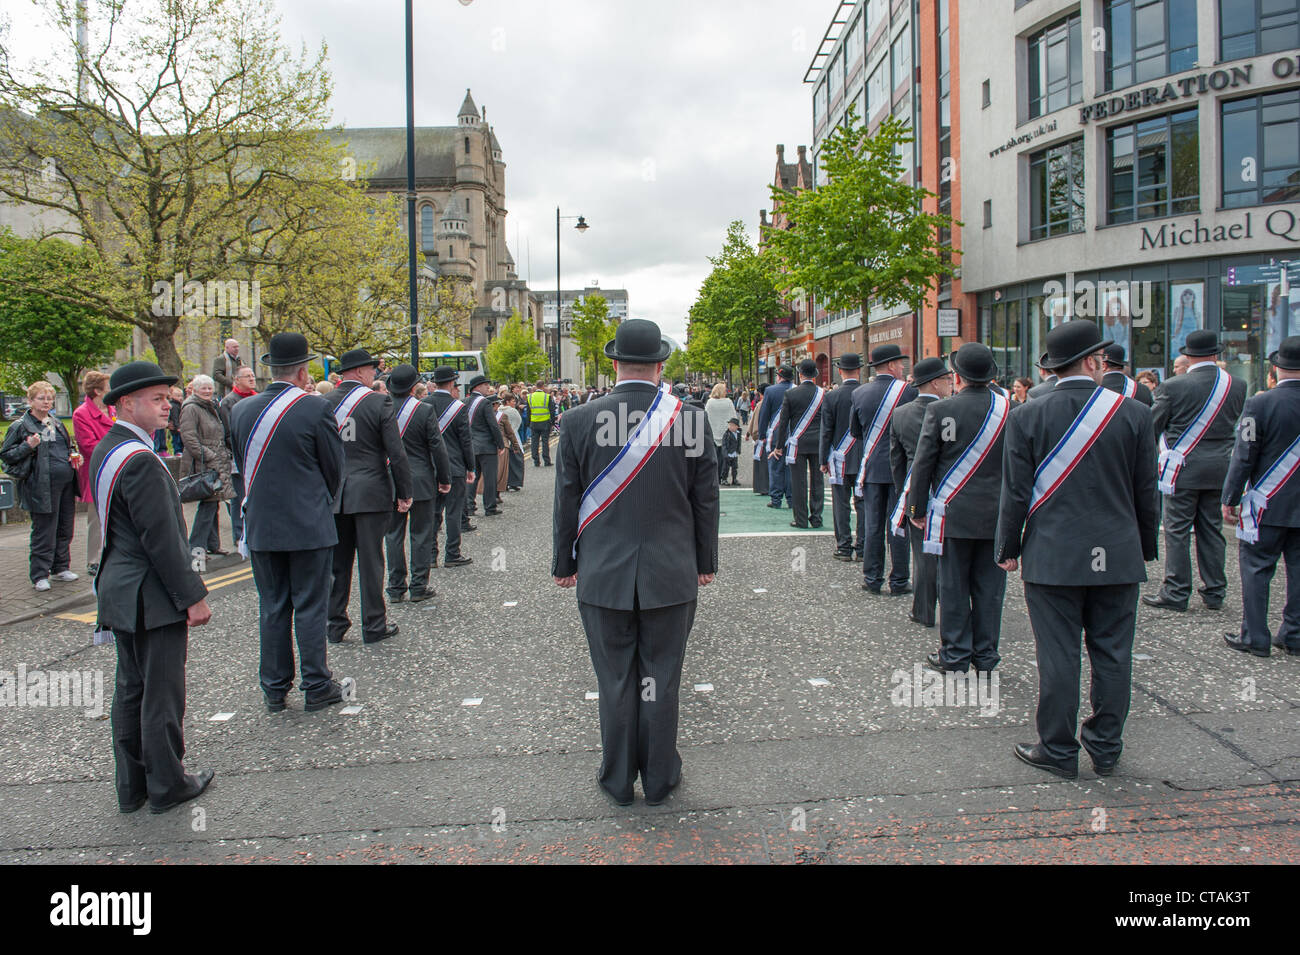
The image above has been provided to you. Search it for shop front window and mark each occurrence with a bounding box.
[1129,280,1168,382]
[1222,284,1266,392]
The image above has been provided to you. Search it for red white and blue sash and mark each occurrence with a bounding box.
[1157,367,1231,495]
[92,438,159,566]
[1236,431,1300,543]
[1117,374,1137,399]
[855,378,907,498]
[573,385,683,558]
[332,384,373,431]
[466,394,486,429]
[1028,387,1124,517]
[753,437,763,461]
[765,416,780,453]
[923,393,1009,555]
[784,386,824,460]
[828,427,857,485]
[238,385,311,556]
[436,397,465,433]
[890,463,913,537]
[396,396,420,436]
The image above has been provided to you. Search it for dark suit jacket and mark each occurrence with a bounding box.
[995,379,1159,585]
[819,378,862,473]
[756,380,792,446]
[1222,380,1300,527]
[775,380,825,457]
[889,393,941,496]
[229,382,344,550]
[425,390,475,478]
[323,381,413,513]
[467,391,505,456]
[851,374,917,485]
[1151,364,1247,489]
[211,351,244,395]
[1028,375,1058,399]
[552,382,719,610]
[907,385,1007,540]
[1102,371,1154,407]
[394,396,451,501]
[89,425,208,631]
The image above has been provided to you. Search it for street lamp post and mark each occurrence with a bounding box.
[404,0,418,367]
[555,208,589,382]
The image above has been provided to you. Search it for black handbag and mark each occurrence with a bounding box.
[177,443,222,503]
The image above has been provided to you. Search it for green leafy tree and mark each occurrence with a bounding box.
[569,293,616,386]
[484,310,548,383]
[761,108,955,323]
[663,349,686,383]
[0,230,129,398]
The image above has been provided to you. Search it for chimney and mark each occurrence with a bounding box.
[776,144,785,161]
[760,210,769,227]
[797,145,807,161]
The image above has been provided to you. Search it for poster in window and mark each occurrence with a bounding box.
[1169,281,1203,359]
[1264,281,1300,356]
[1100,286,1131,356]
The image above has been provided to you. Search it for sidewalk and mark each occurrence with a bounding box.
[0,500,245,627]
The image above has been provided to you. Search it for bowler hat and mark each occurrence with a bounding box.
[603,318,672,363]
[1179,329,1221,357]
[836,352,862,370]
[776,365,795,380]
[1038,320,1106,371]
[951,343,999,383]
[868,344,909,367]
[387,363,419,395]
[261,332,317,368]
[104,361,178,405]
[911,356,950,388]
[466,374,491,391]
[337,348,380,372]
[489,394,501,405]
[431,365,458,385]
[798,358,818,378]
[1270,335,1300,371]
[1102,343,1128,367]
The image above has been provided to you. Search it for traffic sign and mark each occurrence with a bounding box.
[1224,263,1300,286]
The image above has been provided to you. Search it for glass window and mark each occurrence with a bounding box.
[1107,108,1199,222]
[815,80,829,127]
[1027,14,1083,118]
[420,204,435,252]
[1029,138,1086,239]
[894,96,913,179]
[1104,0,1197,91]
[868,58,888,117]
[845,12,864,67]
[829,51,843,101]
[1221,0,1300,60]
[1223,90,1300,208]
[892,25,912,91]
[866,0,888,38]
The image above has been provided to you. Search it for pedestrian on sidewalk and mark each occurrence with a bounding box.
[722,417,741,485]
[179,374,234,557]
[502,394,525,489]
[219,365,259,555]
[1,381,80,591]
[72,370,115,575]
[746,384,769,497]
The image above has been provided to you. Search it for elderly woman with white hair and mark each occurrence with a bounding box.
[179,373,234,555]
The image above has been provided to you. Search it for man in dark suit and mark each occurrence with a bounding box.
[821,353,865,560]
[758,365,794,509]
[466,374,505,517]
[229,333,348,712]
[92,362,213,813]
[1145,330,1247,611]
[1028,367,1058,399]
[1100,344,1154,406]
[553,319,719,807]
[889,356,951,627]
[323,348,413,644]
[851,344,916,594]
[211,338,244,398]
[996,321,1158,778]
[773,358,826,529]
[1221,336,1300,658]
[425,367,477,566]
[908,344,1009,672]
[384,364,452,604]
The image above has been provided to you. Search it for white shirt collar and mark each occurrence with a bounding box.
[1057,375,1096,384]
[117,419,154,445]
[918,392,941,400]
[614,378,659,388]
[1188,361,1219,373]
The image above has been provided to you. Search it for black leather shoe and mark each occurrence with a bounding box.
[923,651,947,673]
[909,614,936,628]
[119,797,146,814]
[832,551,854,562]
[409,590,436,603]
[327,632,347,644]
[1142,593,1187,611]
[149,769,215,813]
[598,779,633,808]
[484,507,503,516]
[790,520,809,528]
[645,772,682,807]
[1275,641,1300,656]
[1014,743,1078,779]
[890,584,913,596]
[809,519,823,528]
[305,680,345,711]
[1090,756,1118,777]
[444,555,473,567]
[364,624,399,645]
[461,522,478,532]
[264,695,287,713]
[1223,633,1269,657]
[1202,598,1223,610]
[766,502,782,509]
[861,583,881,593]
[387,592,405,603]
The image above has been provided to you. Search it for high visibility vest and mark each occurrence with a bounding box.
[528,390,551,423]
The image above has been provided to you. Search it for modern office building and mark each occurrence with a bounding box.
[959,0,1300,389]
[536,284,629,382]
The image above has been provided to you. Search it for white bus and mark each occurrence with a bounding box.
[415,351,489,391]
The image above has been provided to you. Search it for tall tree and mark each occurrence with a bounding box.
[484,310,548,384]
[569,292,615,386]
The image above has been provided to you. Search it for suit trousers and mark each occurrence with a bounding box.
[476,453,500,511]
[909,524,938,626]
[249,546,334,697]
[767,454,790,506]
[531,423,552,465]
[112,608,189,808]
[1159,487,1227,605]
[936,537,1006,671]
[508,450,524,488]
[752,452,769,495]
[1024,581,1139,765]
[434,479,467,561]
[329,511,390,641]
[1238,525,1300,652]
[861,481,909,591]
[787,452,824,526]
[28,475,76,582]
[386,499,435,597]
[831,480,864,555]
[578,596,696,803]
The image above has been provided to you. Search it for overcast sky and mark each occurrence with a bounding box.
[8,0,827,342]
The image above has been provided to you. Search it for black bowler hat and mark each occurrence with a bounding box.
[1180,329,1221,357]
[603,318,672,363]
[1038,319,1106,371]
[1102,343,1128,367]
[466,374,492,391]
[387,363,419,395]
[776,364,795,379]
[337,348,380,372]
[868,344,908,367]
[431,365,458,385]
[1270,335,1300,370]
[951,343,998,383]
[836,352,862,371]
[798,358,818,378]
[260,332,317,368]
[911,356,950,387]
[104,361,178,405]
[489,394,501,405]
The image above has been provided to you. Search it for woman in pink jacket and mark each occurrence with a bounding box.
[71,370,114,574]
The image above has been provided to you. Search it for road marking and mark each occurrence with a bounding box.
[720,531,834,538]
[462,697,483,706]
[209,712,235,722]
[584,690,599,701]
[807,677,831,687]
[694,683,714,693]
[56,566,254,624]
[56,610,99,624]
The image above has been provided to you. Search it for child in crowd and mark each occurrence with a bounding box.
[722,417,741,486]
